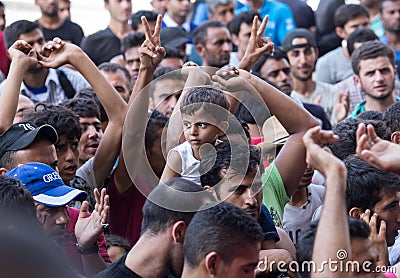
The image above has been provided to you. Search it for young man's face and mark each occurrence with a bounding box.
[350,237,383,278]
[354,56,396,101]
[233,22,253,56]
[380,0,400,33]
[100,69,131,102]
[56,134,79,184]
[105,0,132,24]
[197,27,232,68]
[58,0,71,20]
[151,0,167,14]
[35,0,59,17]
[19,28,46,73]
[260,58,293,96]
[35,203,69,241]
[166,0,191,21]
[212,242,261,278]
[287,40,317,82]
[337,15,370,40]
[151,78,184,117]
[212,2,235,25]
[124,46,140,84]
[214,169,262,220]
[373,189,400,246]
[78,117,103,164]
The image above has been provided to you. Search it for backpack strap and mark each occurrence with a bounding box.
[56,69,76,99]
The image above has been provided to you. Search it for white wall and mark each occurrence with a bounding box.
[3,0,152,36]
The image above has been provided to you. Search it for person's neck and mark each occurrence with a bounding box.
[289,186,309,208]
[292,77,315,97]
[170,12,186,25]
[365,93,396,112]
[249,0,264,11]
[342,40,350,59]
[366,4,379,20]
[181,264,205,278]
[39,14,64,29]
[108,20,132,39]
[23,70,49,88]
[385,31,400,49]
[125,233,172,277]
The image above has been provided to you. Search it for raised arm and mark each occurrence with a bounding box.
[0,41,39,134]
[114,14,166,193]
[40,38,127,187]
[303,126,349,278]
[75,188,110,276]
[213,68,318,198]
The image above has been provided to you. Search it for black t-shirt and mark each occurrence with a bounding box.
[80,28,121,66]
[37,19,84,46]
[94,254,142,278]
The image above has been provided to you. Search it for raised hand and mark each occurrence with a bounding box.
[239,15,274,71]
[302,126,343,177]
[75,188,110,247]
[212,65,244,92]
[38,37,79,68]
[356,123,400,175]
[139,14,165,71]
[335,91,350,122]
[8,40,40,71]
[181,61,211,85]
[360,209,388,267]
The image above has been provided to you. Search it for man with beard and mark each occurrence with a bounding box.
[350,40,399,117]
[35,0,84,45]
[252,48,332,130]
[282,28,340,125]
[1,20,89,104]
[194,20,232,68]
[380,0,400,79]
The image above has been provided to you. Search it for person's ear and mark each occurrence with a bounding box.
[349,207,363,218]
[218,121,229,136]
[172,220,187,243]
[335,27,346,39]
[205,251,221,276]
[195,44,206,58]
[203,185,218,200]
[0,168,8,176]
[391,131,400,144]
[231,34,239,47]
[149,97,155,110]
[353,74,361,89]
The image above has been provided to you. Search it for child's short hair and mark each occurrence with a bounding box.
[180,86,230,122]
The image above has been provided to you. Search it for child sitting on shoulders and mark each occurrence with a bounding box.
[160,86,230,185]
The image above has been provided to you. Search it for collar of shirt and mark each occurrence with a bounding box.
[163,12,191,32]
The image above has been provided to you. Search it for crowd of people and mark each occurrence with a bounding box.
[2,0,400,277]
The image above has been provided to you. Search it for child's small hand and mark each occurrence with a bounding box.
[181,61,210,85]
[212,65,243,93]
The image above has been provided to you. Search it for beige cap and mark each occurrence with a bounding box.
[257,116,289,153]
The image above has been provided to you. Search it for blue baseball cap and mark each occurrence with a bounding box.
[6,162,87,207]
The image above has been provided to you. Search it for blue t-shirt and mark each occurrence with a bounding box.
[236,0,296,46]
[259,204,280,242]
